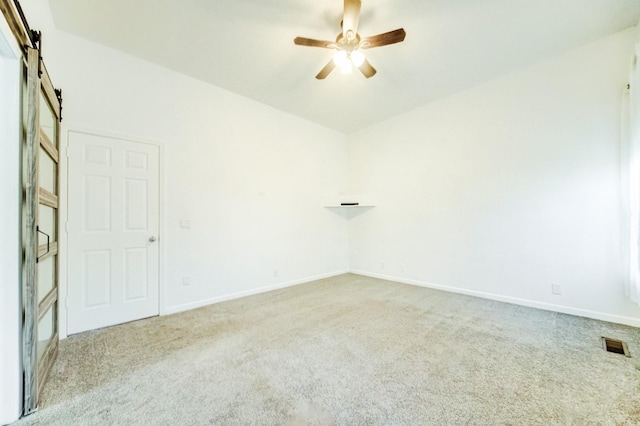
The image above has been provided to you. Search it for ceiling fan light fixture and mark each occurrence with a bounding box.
[333,50,349,67]
[340,61,353,74]
[350,50,365,67]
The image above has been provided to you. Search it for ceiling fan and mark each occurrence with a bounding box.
[294,0,406,79]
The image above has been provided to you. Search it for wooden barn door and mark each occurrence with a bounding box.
[22,46,62,414]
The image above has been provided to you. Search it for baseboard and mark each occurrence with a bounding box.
[164,270,350,315]
[350,270,640,328]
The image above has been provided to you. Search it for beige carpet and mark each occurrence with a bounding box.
[15,274,640,425]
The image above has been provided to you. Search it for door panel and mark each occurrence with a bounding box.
[124,248,148,300]
[39,92,56,143]
[125,178,148,230]
[38,148,56,192]
[36,304,56,363]
[83,249,111,308]
[36,256,56,304]
[38,204,56,242]
[84,175,111,232]
[68,132,160,334]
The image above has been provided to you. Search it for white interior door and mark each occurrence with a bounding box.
[67,132,160,335]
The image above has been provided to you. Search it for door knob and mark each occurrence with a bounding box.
[149,236,157,242]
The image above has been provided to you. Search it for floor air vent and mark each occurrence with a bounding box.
[601,337,631,357]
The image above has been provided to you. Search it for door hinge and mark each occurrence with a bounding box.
[65,222,69,233]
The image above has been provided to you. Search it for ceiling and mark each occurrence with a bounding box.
[48,0,640,134]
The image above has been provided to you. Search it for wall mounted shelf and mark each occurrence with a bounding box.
[323,193,376,209]
[324,205,376,208]
[323,194,376,219]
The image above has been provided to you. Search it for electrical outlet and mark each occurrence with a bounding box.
[180,220,191,229]
[182,277,190,286]
[551,283,562,295]
[400,263,406,272]
[273,269,279,278]
[380,261,385,270]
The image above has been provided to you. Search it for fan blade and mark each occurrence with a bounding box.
[358,59,377,78]
[316,60,336,80]
[361,28,406,49]
[294,37,336,48]
[343,0,362,39]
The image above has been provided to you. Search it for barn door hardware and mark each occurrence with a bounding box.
[54,88,63,122]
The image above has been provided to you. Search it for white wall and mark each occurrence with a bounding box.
[21,0,349,335]
[0,14,23,426]
[348,28,640,326]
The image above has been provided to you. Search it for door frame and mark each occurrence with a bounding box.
[61,129,165,338]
